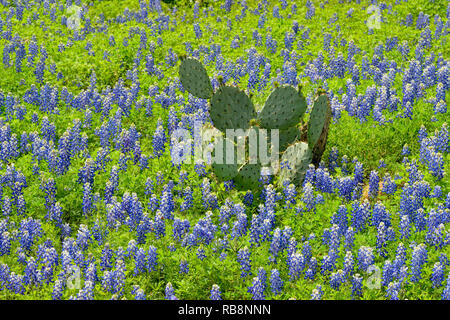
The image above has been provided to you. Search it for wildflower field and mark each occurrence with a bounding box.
[0,0,449,301]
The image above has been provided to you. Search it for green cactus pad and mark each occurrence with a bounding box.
[307,93,329,149]
[210,86,256,133]
[311,93,331,165]
[211,137,239,180]
[258,85,307,130]
[279,141,312,186]
[179,57,213,99]
[245,126,262,164]
[254,126,300,155]
[233,162,261,190]
[279,127,301,152]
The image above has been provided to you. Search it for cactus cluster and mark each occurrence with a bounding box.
[179,57,331,190]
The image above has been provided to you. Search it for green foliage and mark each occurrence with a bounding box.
[0,0,448,302]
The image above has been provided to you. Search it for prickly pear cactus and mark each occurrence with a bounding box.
[210,86,256,133]
[258,85,307,129]
[279,141,312,186]
[178,58,332,190]
[211,137,239,181]
[307,92,329,149]
[311,91,332,166]
[179,57,213,99]
[233,162,262,191]
[279,126,301,153]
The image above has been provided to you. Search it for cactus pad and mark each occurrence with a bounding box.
[258,85,307,129]
[210,86,256,133]
[233,162,261,190]
[211,137,239,180]
[311,93,331,165]
[179,57,213,99]
[279,126,301,153]
[279,141,312,186]
[308,93,329,149]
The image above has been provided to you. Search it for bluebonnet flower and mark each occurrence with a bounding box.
[160,188,174,220]
[153,211,166,239]
[270,269,283,295]
[382,173,396,195]
[369,170,379,198]
[231,212,247,240]
[179,259,189,274]
[272,5,281,19]
[219,252,227,261]
[304,263,317,281]
[100,243,114,271]
[372,201,391,228]
[148,194,159,213]
[194,161,206,177]
[18,217,43,251]
[343,251,354,280]
[2,196,11,217]
[386,281,401,300]
[82,183,92,216]
[172,218,190,242]
[0,231,11,256]
[330,270,345,291]
[283,183,297,209]
[351,274,363,298]
[431,262,445,288]
[432,185,442,199]
[328,224,340,254]
[248,276,265,300]
[382,260,395,287]
[357,246,374,272]
[331,205,348,236]
[52,279,65,300]
[337,176,354,201]
[321,226,331,247]
[399,215,410,240]
[265,34,277,54]
[344,227,355,252]
[41,177,57,213]
[237,247,252,278]
[376,222,389,258]
[288,252,306,280]
[410,244,428,282]
[134,248,146,275]
[311,285,323,300]
[210,284,221,300]
[165,282,177,300]
[146,245,158,272]
[7,272,25,294]
[152,119,166,157]
[305,0,315,19]
[301,183,316,211]
[441,271,450,300]
[301,241,313,266]
[132,286,146,300]
[196,247,206,261]
[193,23,202,39]
[76,224,92,251]
[256,267,267,292]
